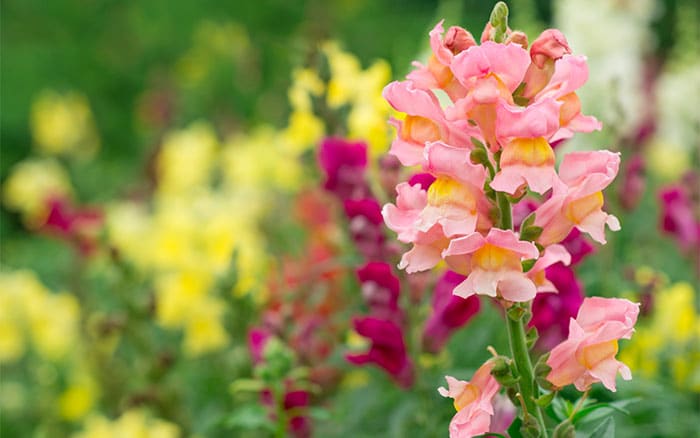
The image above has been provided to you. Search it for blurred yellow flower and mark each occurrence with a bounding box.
[323,41,362,109]
[2,158,73,227]
[620,281,700,392]
[288,68,325,112]
[281,110,326,155]
[74,409,180,438]
[0,270,80,363]
[182,297,229,356]
[154,268,213,329]
[59,378,98,421]
[156,122,219,196]
[30,90,100,158]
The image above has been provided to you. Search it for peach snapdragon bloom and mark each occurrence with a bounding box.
[442,228,540,302]
[439,360,500,438]
[547,297,639,391]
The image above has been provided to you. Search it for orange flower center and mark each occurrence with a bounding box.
[564,191,604,224]
[578,340,619,369]
[558,92,581,125]
[453,383,480,411]
[472,243,522,271]
[428,55,454,88]
[500,137,555,167]
[401,115,440,144]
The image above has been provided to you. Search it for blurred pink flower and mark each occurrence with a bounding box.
[346,317,414,388]
[659,184,700,251]
[318,137,368,200]
[422,270,480,353]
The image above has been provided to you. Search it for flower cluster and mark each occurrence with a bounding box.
[381,5,638,436]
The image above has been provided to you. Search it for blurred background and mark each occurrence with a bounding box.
[1,0,699,437]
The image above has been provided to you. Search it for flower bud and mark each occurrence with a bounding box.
[530,29,571,69]
[445,26,477,54]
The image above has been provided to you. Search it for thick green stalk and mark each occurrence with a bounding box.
[497,192,548,436]
[506,314,547,436]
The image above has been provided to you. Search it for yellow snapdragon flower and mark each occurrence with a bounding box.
[2,158,73,227]
[74,409,180,438]
[156,122,219,197]
[30,90,100,158]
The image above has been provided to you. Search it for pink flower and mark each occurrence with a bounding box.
[522,29,571,99]
[384,81,474,166]
[490,98,562,194]
[535,150,621,246]
[406,21,474,99]
[346,317,414,388]
[422,271,481,353]
[417,141,490,237]
[527,244,572,293]
[546,297,639,391]
[533,55,602,143]
[490,394,517,435]
[443,229,540,302]
[438,360,500,438]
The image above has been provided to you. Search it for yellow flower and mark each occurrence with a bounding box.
[182,297,229,356]
[281,110,325,155]
[323,41,362,108]
[105,202,154,270]
[2,158,73,227]
[74,409,180,438]
[30,90,100,158]
[26,290,81,361]
[156,122,219,196]
[288,68,325,112]
[59,378,97,421]
[154,268,213,328]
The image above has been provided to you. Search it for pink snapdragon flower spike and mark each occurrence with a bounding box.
[438,360,500,438]
[546,297,639,391]
[490,97,562,194]
[443,229,540,302]
[659,184,700,251]
[535,150,621,246]
[346,317,414,388]
[422,270,480,353]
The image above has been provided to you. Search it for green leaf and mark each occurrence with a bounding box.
[507,417,523,438]
[572,398,640,425]
[588,416,615,438]
[229,378,266,394]
[521,258,536,272]
[223,404,274,431]
[552,419,574,438]
[520,225,543,242]
[535,391,556,408]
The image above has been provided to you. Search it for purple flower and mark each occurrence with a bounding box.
[560,228,595,265]
[346,317,414,388]
[357,262,400,314]
[344,199,386,260]
[619,154,646,211]
[659,184,700,251]
[529,263,584,350]
[318,137,368,200]
[408,172,436,190]
[422,270,480,353]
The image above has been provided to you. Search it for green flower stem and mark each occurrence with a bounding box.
[497,191,547,435]
[506,313,548,436]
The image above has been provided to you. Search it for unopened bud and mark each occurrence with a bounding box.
[505,30,529,48]
[445,26,477,54]
[530,29,571,68]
